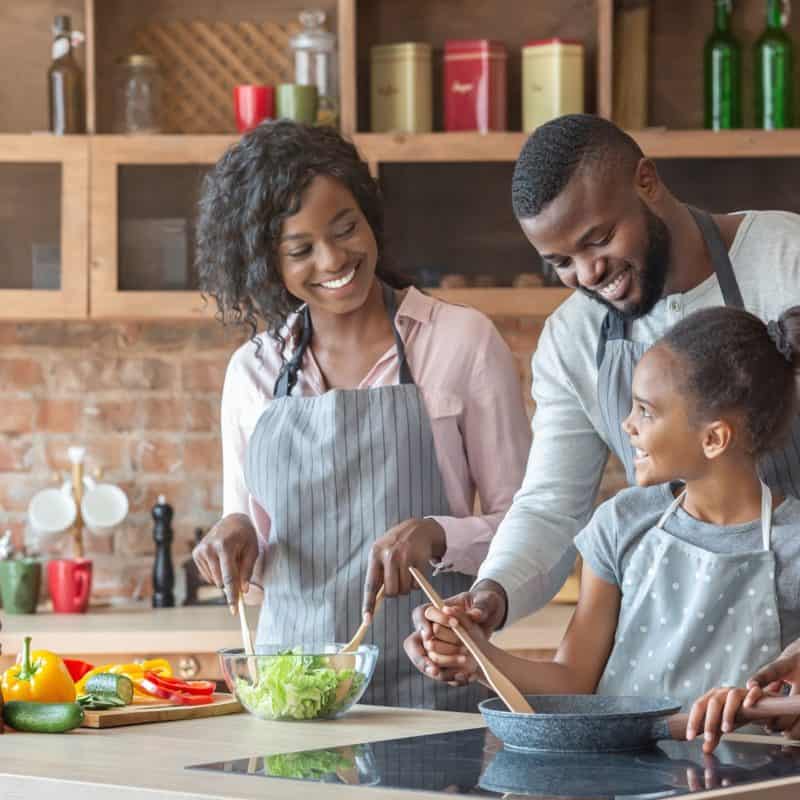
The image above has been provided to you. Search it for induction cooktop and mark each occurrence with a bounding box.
[188,726,800,798]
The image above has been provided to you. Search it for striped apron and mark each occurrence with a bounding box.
[597,206,800,496]
[244,285,479,710]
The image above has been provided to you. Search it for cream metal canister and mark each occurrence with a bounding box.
[370,42,432,133]
[522,38,584,131]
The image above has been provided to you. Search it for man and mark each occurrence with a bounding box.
[403,113,800,707]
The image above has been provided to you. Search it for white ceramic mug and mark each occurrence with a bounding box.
[27,486,78,536]
[80,483,128,535]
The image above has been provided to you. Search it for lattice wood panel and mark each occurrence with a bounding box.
[133,20,302,134]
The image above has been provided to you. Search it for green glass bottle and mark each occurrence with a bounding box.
[755,0,794,129]
[704,0,742,129]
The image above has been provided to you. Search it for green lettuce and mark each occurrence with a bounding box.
[264,749,354,779]
[236,650,364,720]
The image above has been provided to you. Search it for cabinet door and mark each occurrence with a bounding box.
[0,137,88,319]
[90,136,236,319]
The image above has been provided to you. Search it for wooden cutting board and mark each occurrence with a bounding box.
[81,693,242,728]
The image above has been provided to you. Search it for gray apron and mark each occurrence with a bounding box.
[597,206,800,495]
[244,285,479,711]
[596,481,781,709]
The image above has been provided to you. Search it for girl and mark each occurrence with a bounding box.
[420,304,800,743]
[190,120,531,709]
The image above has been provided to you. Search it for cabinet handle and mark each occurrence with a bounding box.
[178,655,200,679]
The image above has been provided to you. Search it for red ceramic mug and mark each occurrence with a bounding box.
[47,558,92,613]
[233,85,274,133]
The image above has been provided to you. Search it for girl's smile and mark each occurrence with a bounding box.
[622,345,706,487]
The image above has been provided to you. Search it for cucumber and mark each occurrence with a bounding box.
[85,673,134,705]
[3,701,84,733]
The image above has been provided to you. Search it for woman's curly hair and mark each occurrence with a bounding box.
[195,120,410,360]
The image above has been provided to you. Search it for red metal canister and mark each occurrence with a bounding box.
[444,40,507,132]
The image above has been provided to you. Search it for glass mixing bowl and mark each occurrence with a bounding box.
[219,643,378,721]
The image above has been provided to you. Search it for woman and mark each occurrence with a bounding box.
[191,121,530,709]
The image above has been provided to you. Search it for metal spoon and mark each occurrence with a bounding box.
[409,566,535,714]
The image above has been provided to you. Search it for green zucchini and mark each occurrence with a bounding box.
[77,693,127,710]
[84,673,134,705]
[3,701,84,733]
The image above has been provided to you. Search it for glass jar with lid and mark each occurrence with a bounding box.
[113,53,163,134]
[289,9,338,126]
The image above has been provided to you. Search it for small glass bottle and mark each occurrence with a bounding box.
[755,0,794,129]
[113,54,163,134]
[289,9,338,126]
[704,0,742,129]
[48,15,85,134]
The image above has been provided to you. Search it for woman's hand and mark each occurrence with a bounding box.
[361,518,446,620]
[686,685,758,753]
[192,513,260,612]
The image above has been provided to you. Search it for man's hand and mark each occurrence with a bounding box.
[192,513,260,612]
[745,639,800,738]
[361,518,446,620]
[403,580,507,685]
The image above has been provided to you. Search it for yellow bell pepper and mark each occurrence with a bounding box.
[1,636,76,703]
[75,658,172,695]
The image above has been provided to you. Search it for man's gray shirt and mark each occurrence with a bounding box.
[477,210,800,625]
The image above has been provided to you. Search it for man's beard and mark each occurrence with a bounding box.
[579,203,671,320]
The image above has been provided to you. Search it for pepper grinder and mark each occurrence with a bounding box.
[152,494,175,608]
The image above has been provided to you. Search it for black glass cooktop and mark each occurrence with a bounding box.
[188,726,800,798]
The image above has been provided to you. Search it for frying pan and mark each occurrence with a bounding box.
[479,693,800,753]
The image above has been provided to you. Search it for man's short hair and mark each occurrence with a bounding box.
[511,114,644,219]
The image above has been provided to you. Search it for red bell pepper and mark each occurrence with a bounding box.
[63,658,94,682]
[144,671,215,695]
[139,672,214,706]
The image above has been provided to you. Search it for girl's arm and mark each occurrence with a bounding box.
[434,560,621,695]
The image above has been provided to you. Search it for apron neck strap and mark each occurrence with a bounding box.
[383,283,414,386]
[658,481,774,551]
[274,281,413,397]
[657,487,687,528]
[760,481,774,551]
[686,206,744,309]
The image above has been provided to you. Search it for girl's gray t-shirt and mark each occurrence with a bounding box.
[575,483,800,649]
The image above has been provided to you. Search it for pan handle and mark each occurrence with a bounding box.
[666,695,800,740]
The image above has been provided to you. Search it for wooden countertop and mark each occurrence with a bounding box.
[0,602,576,656]
[1,705,799,799]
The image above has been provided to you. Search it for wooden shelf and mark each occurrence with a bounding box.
[354,129,800,165]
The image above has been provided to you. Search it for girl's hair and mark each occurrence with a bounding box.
[660,305,800,456]
[195,120,410,358]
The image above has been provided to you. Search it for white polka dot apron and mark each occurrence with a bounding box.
[595,481,782,709]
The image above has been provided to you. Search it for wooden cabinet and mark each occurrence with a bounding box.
[90,135,235,319]
[4,0,800,320]
[0,136,88,319]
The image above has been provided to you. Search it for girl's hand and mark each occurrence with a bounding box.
[420,605,479,686]
[686,685,759,753]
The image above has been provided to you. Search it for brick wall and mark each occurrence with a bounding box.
[0,315,626,602]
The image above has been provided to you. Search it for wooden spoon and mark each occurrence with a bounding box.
[409,566,535,715]
[341,585,385,654]
[237,594,257,683]
[330,585,385,704]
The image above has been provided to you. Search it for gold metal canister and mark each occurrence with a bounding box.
[370,42,432,133]
[522,39,584,132]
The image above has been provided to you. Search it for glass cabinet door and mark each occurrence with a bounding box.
[0,137,88,319]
